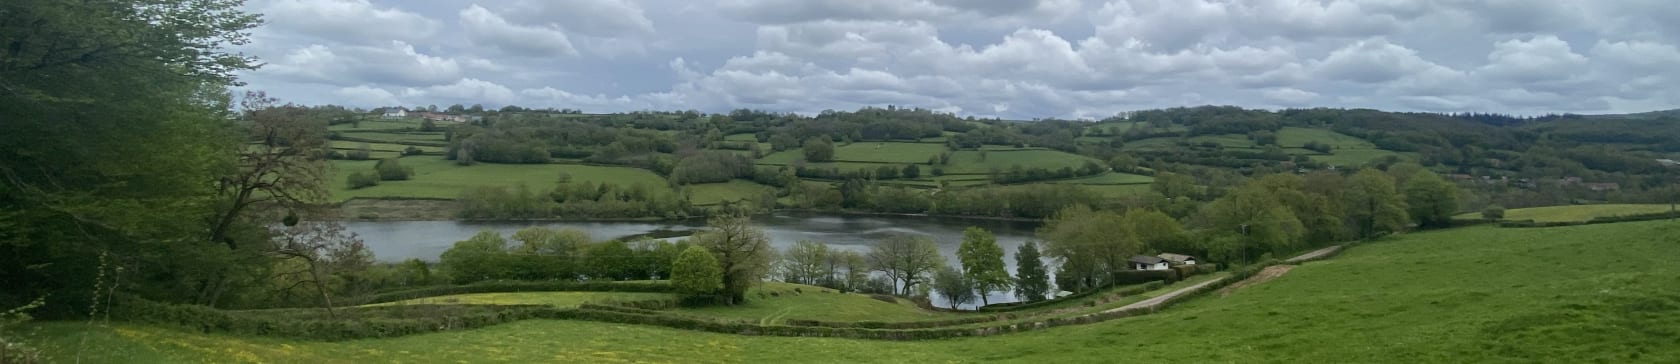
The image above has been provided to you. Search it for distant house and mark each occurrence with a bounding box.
[1157,253,1197,266]
[1585,182,1620,192]
[1129,255,1170,271]
[418,112,469,123]
[381,107,408,119]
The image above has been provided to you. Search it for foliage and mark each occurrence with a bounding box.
[931,267,977,310]
[346,171,381,190]
[1344,169,1411,239]
[672,246,724,295]
[957,227,1011,306]
[779,241,830,286]
[1012,241,1052,303]
[374,158,413,181]
[1482,205,1505,220]
[1404,170,1461,228]
[690,215,775,304]
[1039,205,1141,292]
[867,235,945,296]
[803,137,835,162]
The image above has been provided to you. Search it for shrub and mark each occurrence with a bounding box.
[1482,205,1505,220]
[671,246,723,295]
[346,171,380,189]
[375,158,413,181]
[403,146,424,156]
[1110,269,1180,286]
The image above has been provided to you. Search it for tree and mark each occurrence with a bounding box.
[269,220,372,318]
[957,227,1010,306]
[587,240,636,280]
[902,164,921,179]
[691,215,774,304]
[780,240,830,285]
[804,136,835,162]
[375,158,412,181]
[932,267,977,310]
[1121,209,1185,252]
[439,231,512,284]
[671,246,723,295]
[1344,169,1410,239]
[1482,205,1505,220]
[1198,184,1305,263]
[841,251,870,292]
[1013,241,1051,302]
[1039,205,1138,291]
[867,234,944,296]
[1404,171,1460,228]
[1152,172,1197,200]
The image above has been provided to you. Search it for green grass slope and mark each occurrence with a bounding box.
[31,220,1680,363]
[328,157,671,201]
[672,282,949,324]
[1459,204,1677,222]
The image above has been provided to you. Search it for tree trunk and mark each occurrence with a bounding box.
[307,260,337,318]
[979,290,989,306]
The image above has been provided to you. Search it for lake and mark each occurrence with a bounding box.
[345,211,1048,307]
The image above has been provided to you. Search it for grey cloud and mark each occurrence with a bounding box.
[460,4,580,57]
[258,41,464,86]
[499,0,656,37]
[258,0,440,44]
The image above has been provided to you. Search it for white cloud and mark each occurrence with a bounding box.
[258,0,438,44]
[1262,88,1319,106]
[402,78,519,105]
[459,4,579,57]
[334,85,401,106]
[500,0,656,37]
[259,41,464,87]
[1478,36,1588,83]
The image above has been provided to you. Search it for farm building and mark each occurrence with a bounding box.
[1129,255,1170,271]
[380,107,408,119]
[1158,253,1197,265]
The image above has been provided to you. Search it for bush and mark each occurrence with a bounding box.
[1110,269,1181,286]
[346,280,679,307]
[108,295,553,341]
[403,146,424,156]
[1482,205,1505,220]
[375,158,413,181]
[346,171,380,189]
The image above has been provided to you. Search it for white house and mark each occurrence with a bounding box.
[1158,253,1197,266]
[381,107,408,119]
[1129,255,1170,271]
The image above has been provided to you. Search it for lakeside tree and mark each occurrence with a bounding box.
[932,267,977,310]
[803,136,835,162]
[1198,184,1305,263]
[1344,169,1410,239]
[691,215,774,304]
[440,231,514,284]
[780,240,830,285]
[375,158,413,181]
[957,227,1011,306]
[867,234,944,296]
[671,246,724,295]
[1040,205,1140,291]
[1013,241,1051,302]
[268,221,373,318]
[1405,171,1461,228]
[841,251,870,292]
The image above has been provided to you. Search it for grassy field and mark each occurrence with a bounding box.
[832,142,947,163]
[24,220,1680,362]
[365,292,677,308]
[1276,127,1376,148]
[1458,204,1676,222]
[1080,184,1153,197]
[1049,172,1154,185]
[684,180,776,206]
[328,157,671,201]
[942,150,1097,175]
[672,282,951,324]
[328,141,444,153]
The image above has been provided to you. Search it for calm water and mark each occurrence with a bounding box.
[345,211,1047,307]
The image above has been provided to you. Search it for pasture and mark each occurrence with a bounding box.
[328,157,671,201]
[1462,204,1676,222]
[941,150,1098,175]
[31,220,1680,362]
[684,180,777,206]
[365,292,677,308]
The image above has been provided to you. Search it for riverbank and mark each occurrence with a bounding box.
[333,198,1049,224]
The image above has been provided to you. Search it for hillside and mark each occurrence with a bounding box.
[26,220,1680,363]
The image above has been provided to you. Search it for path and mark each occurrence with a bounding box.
[1101,244,1346,314]
[1284,245,1342,263]
[1102,278,1226,313]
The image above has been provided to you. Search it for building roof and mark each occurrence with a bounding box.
[1158,253,1196,262]
[1129,255,1167,265]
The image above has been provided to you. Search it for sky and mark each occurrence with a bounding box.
[237,0,1680,119]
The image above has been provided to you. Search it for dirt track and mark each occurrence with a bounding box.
[1217,265,1296,296]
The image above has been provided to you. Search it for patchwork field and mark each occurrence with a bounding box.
[684,180,777,206]
[365,292,677,308]
[1050,172,1154,185]
[31,220,1680,363]
[942,150,1099,175]
[328,157,671,201]
[1458,204,1676,222]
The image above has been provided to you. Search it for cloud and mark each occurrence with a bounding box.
[259,41,464,87]
[459,4,579,57]
[240,0,1680,117]
[258,0,439,44]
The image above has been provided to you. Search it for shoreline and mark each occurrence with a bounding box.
[329,198,1045,224]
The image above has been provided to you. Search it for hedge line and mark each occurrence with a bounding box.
[1498,210,1680,228]
[977,280,1166,313]
[111,295,553,341]
[980,264,1214,313]
[345,280,678,306]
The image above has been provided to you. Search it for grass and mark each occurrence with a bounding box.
[1080,184,1153,197]
[671,282,951,324]
[328,157,670,201]
[328,141,444,153]
[1276,127,1377,148]
[1458,204,1677,222]
[1119,137,1180,151]
[1309,148,1404,166]
[23,220,1680,362]
[337,132,448,144]
[684,180,776,206]
[757,143,947,165]
[1049,172,1154,185]
[327,118,423,131]
[363,292,676,308]
[942,150,1097,175]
